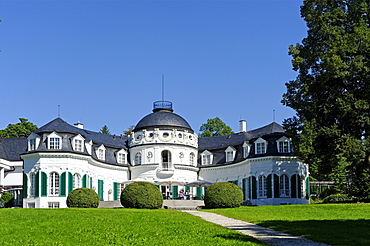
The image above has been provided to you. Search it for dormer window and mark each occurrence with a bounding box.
[242,142,251,158]
[117,149,127,164]
[47,132,62,150]
[201,150,213,165]
[96,145,106,161]
[255,138,267,155]
[277,136,292,153]
[71,134,85,152]
[225,146,236,162]
[28,133,41,151]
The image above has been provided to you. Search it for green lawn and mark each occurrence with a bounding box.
[0,208,264,246]
[205,203,370,246]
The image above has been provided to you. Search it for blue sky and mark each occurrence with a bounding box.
[0,0,307,135]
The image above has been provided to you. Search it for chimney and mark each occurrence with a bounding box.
[74,121,84,129]
[239,120,246,133]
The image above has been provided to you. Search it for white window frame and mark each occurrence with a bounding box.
[116,149,127,164]
[225,146,236,162]
[242,142,251,158]
[49,172,60,196]
[30,173,36,197]
[277,136,292,153]
[47,132,62,150]
[48,202,60,208]
[255,138,267,154]
[189,152,195,165]
[96,145,106,161]
[135,152,142,165]
[27,133,41,151]
[258,175,267,198]
[73,173,81,189]
[72,134,85,152]
[201,150,213,165]
[161,150,172,170]
[279,174,290,197]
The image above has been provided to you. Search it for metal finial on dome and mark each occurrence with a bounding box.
[153,101,173,112]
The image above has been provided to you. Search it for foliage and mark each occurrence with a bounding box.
[199,117,234,137]
[0,209,263,246]
[120,182,163,209]
[204,182,244,209]
[123,125,135,137]
[66,188,99,208]
[0,192,14,208]
[282,0,370,200]
[207,204,370,246]
[99,125,110,134]
[0,118,37,138]
[322,194,353,203]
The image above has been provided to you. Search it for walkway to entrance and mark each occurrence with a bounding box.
[182,210,330,246]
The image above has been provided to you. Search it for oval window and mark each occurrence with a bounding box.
[163,132,169,138]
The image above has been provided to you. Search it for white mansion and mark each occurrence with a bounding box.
[0,101,309,208]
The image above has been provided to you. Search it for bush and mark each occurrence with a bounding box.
[322,194,352,204]
[0,192,14,208]
[120,182,163,209]
[67,188,100,208]
[204,182,244,209]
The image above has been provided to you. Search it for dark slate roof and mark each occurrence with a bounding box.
[134,110,193,133]
[34,118,128,149]
[199,122,285,150]
[0,138,28,161]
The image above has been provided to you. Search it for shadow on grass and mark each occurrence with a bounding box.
[257,219,370,246]
[214,233,266,245]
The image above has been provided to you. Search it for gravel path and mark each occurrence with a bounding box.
[182,210,330,246]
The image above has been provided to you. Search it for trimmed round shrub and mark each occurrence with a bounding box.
[204,182,244,209]
[322,193,352,204]
[120,182,163,209]
[0,192,14,208]
[67,188,100,208]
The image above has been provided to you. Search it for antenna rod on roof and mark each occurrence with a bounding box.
[162,74,165,102]
[58,105,61,118]
[273,109,275,122]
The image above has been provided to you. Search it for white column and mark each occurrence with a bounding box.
[0,167,4,186]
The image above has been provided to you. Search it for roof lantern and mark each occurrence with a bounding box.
[153,101,173,112]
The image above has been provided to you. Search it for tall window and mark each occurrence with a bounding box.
[75,139,83,152]
[161,150,172,170]
[30,173,36,196]
[49,172,60,196]
[258,175,267,198]
[118,183,125,197]
[135,152,142,165]
[118,153,126,164]
[98,149,104,160]
[279,175,290,197]
[30,139,36,151]
[202,155,211,165]
[256,142,266,154]
[189,153,195,165]
[73,173,81,189]
[49,138,61,149]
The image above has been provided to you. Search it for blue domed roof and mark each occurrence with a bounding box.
[134,102,193,132]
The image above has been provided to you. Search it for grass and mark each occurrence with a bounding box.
[204,203,370,246]
[0,208,265,246]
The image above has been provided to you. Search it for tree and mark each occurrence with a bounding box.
[123,125,135,137]
[282,1,370,200]
[0,118,38,138]
[99,125,110,135]
[199,117,234,137]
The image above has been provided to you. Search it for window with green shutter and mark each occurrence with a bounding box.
[68,172,73,194]
[35,172,40,197]
[41,172,47,197]
[274,174,280,198]
[251,176,257,199]
[113,182,118,200]
[196,187,202,200]
[305,177,310,199]
[98,179,104,201]
[267,174,272,198]
[60,172,66,197]
[291,174,297,198]
[23,173,28,198]
[172,186,178,199]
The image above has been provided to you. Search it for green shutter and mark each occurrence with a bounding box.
[82,174,87,188]
[291,174,297,198]
[68,172,73,194]
[251,176,257,199]
[306,177,310,199]
[90,177,92,189]
[41,172,47,197]
[113,182,118,200]
[267,174,272,198]
[23,173,28,198]
[60,172,66,197]
[274,174,280,198]
[35,172,40,197]
[196,187,202,200]
[98,180,104,200]
[172,186,178,199]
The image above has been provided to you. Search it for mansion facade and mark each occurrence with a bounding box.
[0,101,309,208]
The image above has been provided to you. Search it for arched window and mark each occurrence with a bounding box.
[279,174,290,197]
[73,173,81,189]
[135,152,142,165]
[161,150,172,170]
[49,172,60,196]
[30,173,36,196]
[189,152,195,165]
[258,175,267,198]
